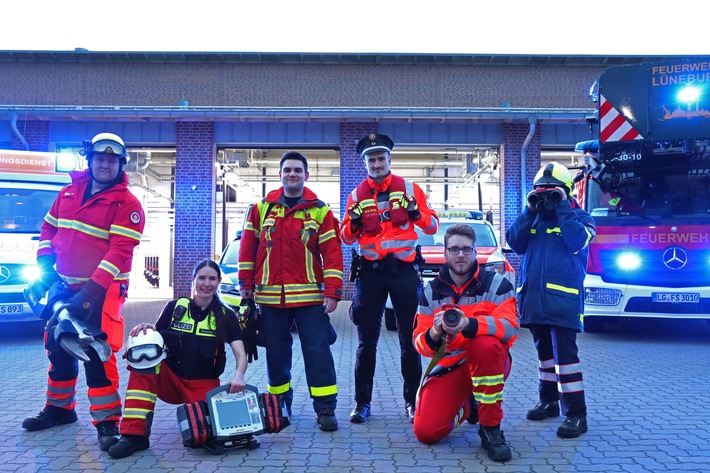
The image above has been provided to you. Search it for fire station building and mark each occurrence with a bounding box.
[0,51,681,296]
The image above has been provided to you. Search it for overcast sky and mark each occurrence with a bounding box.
[1,0,706,56]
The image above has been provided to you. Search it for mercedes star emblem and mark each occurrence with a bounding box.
[662,247,688,270]
[0,266,10,284]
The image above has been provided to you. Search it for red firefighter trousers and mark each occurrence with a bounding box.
[413,335,510,444]
[119,361,219,437]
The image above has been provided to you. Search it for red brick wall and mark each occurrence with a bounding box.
[10,120,50,151]
[339,122,376,299]
[173,121,216,297]
[501,122,541,278]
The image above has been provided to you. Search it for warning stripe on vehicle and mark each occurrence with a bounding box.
[599,94,644,143]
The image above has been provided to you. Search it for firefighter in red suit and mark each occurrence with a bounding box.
[413,224,519,462]
[238,151,343,432]
[108,259,248,458]
[341,133,439,424]
[21,133,145,453]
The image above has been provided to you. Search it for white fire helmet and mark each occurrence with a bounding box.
[125,328,167,369]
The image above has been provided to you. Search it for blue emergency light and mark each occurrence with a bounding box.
[616,252,641,271]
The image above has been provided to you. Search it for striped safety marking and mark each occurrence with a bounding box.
[599,94,643,143]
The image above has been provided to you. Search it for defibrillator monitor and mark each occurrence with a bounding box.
[206,384,265,439]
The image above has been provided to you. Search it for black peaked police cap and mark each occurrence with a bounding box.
[356,133,394,157]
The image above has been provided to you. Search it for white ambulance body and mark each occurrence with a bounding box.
[0,150,81,323]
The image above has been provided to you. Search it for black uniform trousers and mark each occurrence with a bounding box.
[529,324,587,418]
[350,258,422,406]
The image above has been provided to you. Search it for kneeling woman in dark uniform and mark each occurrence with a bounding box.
[108,259,249,458]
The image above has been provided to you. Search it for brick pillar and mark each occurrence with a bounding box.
[501,121,541,276]
[339,122,377,299]
[173,122,216,297]
[10,120,51,151]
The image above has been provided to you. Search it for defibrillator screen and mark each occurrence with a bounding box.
[214,398,252,428]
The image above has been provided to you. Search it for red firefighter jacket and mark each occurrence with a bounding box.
[238,187,343,307]
[340,173,438,262]
[37,170,145,290]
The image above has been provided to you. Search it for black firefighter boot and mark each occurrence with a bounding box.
[478,425,512,462]
[96,421,120,451]
[108,434,150,459]
[22,406,78,431]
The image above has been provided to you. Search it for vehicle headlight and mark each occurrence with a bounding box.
[23,265,42,282]
[218,283,240,295]
[616,252,641,271]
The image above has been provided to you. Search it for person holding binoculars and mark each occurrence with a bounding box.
[506,161,596,440]
[412,224,519,462]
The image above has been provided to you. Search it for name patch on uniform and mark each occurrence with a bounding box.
[130,211,141,224]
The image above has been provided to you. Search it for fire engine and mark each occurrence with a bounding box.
[576,56,710,332]
[0,150,82,323]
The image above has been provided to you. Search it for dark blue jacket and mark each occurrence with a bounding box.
[505,200,595,331]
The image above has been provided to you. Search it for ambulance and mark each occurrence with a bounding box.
[0,150,82,323]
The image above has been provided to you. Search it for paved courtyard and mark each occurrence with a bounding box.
[3,293,710,473]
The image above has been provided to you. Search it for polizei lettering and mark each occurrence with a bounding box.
[171,321,193,330]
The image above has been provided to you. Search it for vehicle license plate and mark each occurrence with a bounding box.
[651,292,700,303]
[0,304,24,314]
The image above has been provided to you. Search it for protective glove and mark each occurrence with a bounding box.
[66,279,106,320]
[239,299,261,363]
[401,194,421,221]
[347,202,364,232]
[37,255,60,288]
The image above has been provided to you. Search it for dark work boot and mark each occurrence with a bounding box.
[349,403,371,423]
[22,406,78,431]
[107,434,150,459]
[526,401,560,421]
[478,425,512,462]
[466,396,479,425]
[557,416,588,438]
[316,408,338,432]
[96,421,120,451]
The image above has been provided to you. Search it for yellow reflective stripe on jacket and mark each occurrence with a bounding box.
[57,218,109,240]
[44,213,59,227]
[546,283,579,295]
[304,243,316,283]
[110,223,142,242]
[318,228,337,244]
[98,259,120,278]
[323,268,343,279]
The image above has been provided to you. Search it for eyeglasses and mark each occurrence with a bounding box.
[446,246,474,255]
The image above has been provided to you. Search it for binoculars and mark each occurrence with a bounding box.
[527,188,564,206]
